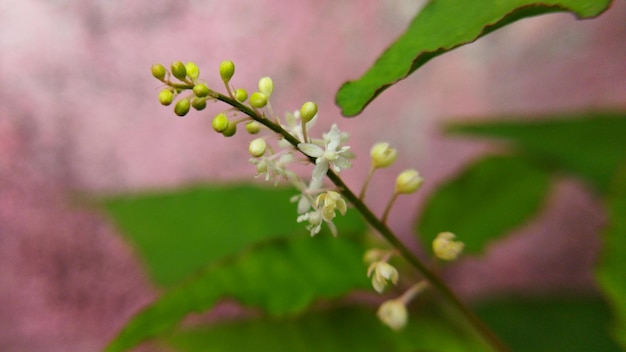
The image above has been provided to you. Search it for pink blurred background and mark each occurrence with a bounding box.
[1,1,625,350]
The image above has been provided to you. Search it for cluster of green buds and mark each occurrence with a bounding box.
[151,60,464,332]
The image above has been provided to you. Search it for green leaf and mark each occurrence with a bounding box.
[596,163,626,348]
[166,304,488,352]
[335,0,612,116]
[475,296,622,352]
[105,235,371,352]
[446,111,626,195]
[417,155,551,254]
[99,184,365,287]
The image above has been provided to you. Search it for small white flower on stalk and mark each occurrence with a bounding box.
[298,124,352,181]
[278,110,317,148]
[290,177,324,214]
[297,190,347,237]
[432,232,464,261]
[377,299,408,331]
[249,152,296,185]
[367,261,399,293]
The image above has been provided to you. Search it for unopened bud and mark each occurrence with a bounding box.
[249,138,267,157]
[377,299,408,331]
[258,76,274,97]
[151,64,166,81]
[245,121,262,134]
[185,62,199,80]
[219,60,235,82]
[371,142,397,169]
[212,113,229,133]
[191,97,206,111]
[171,61,187,81]
[299,102,317,123]
[249,92,268,108]
[222,120,237,137]
[193,83,210,98]
[395,169,423,194]
[174,98,191,116]
[235,88,248,102]
[158,89,173,106]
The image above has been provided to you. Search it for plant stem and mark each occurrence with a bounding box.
[212,91,509,352]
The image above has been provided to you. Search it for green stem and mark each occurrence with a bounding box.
[210,90,509,352]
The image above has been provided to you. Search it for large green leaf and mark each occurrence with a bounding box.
[446,112,626,195]
[596,163,626,348]
[335,0,612,116]
[105,235,371,352]
[166,304,488,352]
[100,184,365,286]
[475,296,621,352]
[417,155,551,254]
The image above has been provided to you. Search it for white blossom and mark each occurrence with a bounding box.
[298,124,352,181]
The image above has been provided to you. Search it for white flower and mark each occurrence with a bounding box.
[377,299,408,331]
[297,208,331,236]
[367,261,399,293]
[432,232,464,261]
[249,152,295,185]
[314,191,347,222]
[290,177,324,214]
[298,124,352,181]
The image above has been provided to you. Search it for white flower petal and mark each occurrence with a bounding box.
[312,160,329,180]
[298,143,324,157]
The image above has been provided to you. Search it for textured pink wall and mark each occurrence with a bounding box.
[1,1,625,350]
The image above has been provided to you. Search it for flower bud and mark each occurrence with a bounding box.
[235,88,248,102]
[212,113,229,132]
[222,120,237,137]
[258,76,274,97]
[191,97,206,111]
[185,61,199,80]
[367,261,399,293]
[151,64,166,80]
[377,299,408,331]
[432,232,464,261]
[174,98,191,116]
[193,83,210,98]
[299,101,317,123]
[395,169,423,194]
[371,142,397,169]
[245,121,262,134]
[249,92,268,108]
[219,60,235,82]
[158,89,174,106]
[171,61,187,80]
[249,138,267,157]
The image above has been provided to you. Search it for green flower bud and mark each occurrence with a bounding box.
[174,98,191,117]
[258,76,274,97]
[395,169,424,194]
[222,120,237,137]
[171,61,187,80]
[371,142,398,169]
[249,92,268,108]
[185,61,200,80]
[212,113,229,133]
[299,101,317,123]
[235,88,248,102]
[249,138,267,157]
[193,83,210,98]
[219,60,235,82]
[158,89,174,106]
[191,97,206,111]
[245,121,262,134]
[151,64,167,81]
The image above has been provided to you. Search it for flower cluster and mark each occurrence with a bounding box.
[152,60,353,237]
[151,60,465,333]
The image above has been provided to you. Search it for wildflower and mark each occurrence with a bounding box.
[370,142,397,169]
[395,169,424,194]
[367,261,399,293]
[249,152,296,185]
[298,124,352,181]
[432,232,464,261]
[377,299,408,331]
